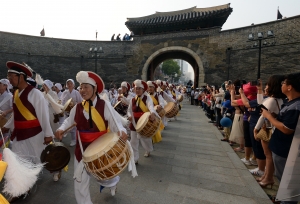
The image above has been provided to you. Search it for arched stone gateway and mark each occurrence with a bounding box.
[141,46,205,87]
[1,4,300,85]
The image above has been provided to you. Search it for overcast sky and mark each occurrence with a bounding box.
[1,0,299,41]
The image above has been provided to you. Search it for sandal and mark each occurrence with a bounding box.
[256,177,264,182]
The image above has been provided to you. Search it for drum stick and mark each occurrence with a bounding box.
[62,123,77,136]
[77,131,84,155]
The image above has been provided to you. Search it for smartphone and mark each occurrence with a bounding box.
[257,104,268,111]
[235,86,240,94]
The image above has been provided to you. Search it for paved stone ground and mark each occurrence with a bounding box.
[231,140,279,199]
[3,100,273,204]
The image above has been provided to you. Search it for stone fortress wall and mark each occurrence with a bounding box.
[0,15,299,86]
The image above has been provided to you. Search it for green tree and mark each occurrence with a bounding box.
[161,60,181,76]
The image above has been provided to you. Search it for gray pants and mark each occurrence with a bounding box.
[272,152,298,204]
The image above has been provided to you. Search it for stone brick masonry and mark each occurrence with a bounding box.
[0,15,299,86]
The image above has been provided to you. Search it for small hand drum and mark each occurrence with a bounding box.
[40,142,71,172]
[114,101,128,116]
[154,105,165,118]
[82,132,131,180]
[164,102,179,118]
[63,98,74,114]
[136,112,160,137]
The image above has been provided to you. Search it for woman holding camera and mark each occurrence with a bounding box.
[262,73,300,204]
[229,80,245,152]
[254,76,285,188]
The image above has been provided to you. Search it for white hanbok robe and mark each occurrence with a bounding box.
[43,90,60,133]
[161,90,175,103]
[0,91,13,120]
[108,90,117,106]
[57,91,62,99]
[4,88,54,164]
[0,91,13,139]
[160,91,175,126]
[57,97,126,204]
[127,92,156,162]
[61,89,83,106]
[156,93,165,108]
[120,92,134,106]
[167,89,180,101]
[60,89,82,140]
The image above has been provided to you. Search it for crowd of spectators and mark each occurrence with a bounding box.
[188,73,300,204]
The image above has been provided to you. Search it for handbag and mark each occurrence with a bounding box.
[256,99,280,142]
[256,125,272,142]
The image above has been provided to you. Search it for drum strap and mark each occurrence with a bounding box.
[14,89,36,120]
[150,95,158,106]
[82,101,106,131]
[171,91,176,97]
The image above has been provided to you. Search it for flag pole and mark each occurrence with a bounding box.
[277,6,282,20]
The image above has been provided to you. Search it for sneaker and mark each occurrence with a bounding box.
[250,158,258,166]
[241,158,251,166]
[110,185,117,196]
[249,167,264,177]
[249,167,258,172]
[69,140,76,147]
[53,172,61,182]
[144,151,150,157]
